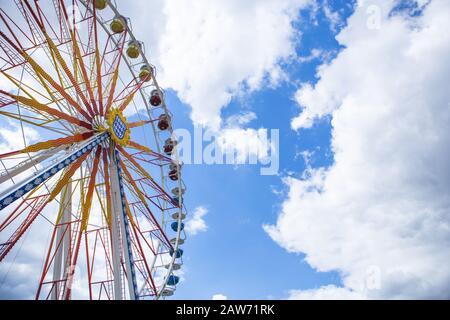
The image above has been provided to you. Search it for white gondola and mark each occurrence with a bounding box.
[170,238,185,246]
[165,262,182,271]
[172,212,186,220]
[161,288,174,297]
[171,187,185,197]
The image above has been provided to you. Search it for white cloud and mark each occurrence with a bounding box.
[121,0,311,129]
[217,128,272,164]
[185,206,208,236]
[323,1,343,33]
[265,0,450,299]
[224,112,257,128]
[298,48,324,63]
[0,121,41,192]
[289,285,363,300]
[212,293,228,300]
[214,112,274,166]
[0,122,40,153]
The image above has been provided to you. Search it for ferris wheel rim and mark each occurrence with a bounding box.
[80,0,187,299]
[0,0,187,300]
[89,0,187,299]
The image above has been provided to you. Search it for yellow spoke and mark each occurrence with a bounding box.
[1,91,93,130]
[104,31,127,116]
[81,146,102,231]
[0,132,94,159]
[126,140,154,154]
[49,150,93,205]
[128,120,151,129]
[116,144,155,183]
[102,149,112,228]
[0,31,93,122]
[0,70,53,103]
[43,31,95,118]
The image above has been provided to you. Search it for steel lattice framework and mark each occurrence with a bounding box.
[0,0,186,300]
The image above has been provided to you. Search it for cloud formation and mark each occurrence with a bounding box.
[265,0,450,299]
[212,293,228,300]
[185,206,208,236]
[123,0,310,128]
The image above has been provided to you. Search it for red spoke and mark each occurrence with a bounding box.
[104,30,127,116]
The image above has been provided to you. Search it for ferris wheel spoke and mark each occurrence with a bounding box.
[0,71,76,133]
[117,78,146,113]
[43,33,96,118]
[119,164,157,222]
[80,146,102,231]
[126,173,175,213]
[0,132,94,160]
[0,133,107,212]
[60,1,99,115]
[118,161,173,250]
[36,174,87,300]
[0,69,53,104]
[0,50,76,129]
[117,145,173,199]
[117,145,156,183]
[91,3,104,116]
[128,119,151,129]
[127,201,164,256]
[0,30,93,122]
[11,1,84,118]
[36,191,72,300]
[122,186,173,297]
[104,30,127,116]
[0,90,93,130]
[53,0,99,117]
[1,161,80,264]
[0,8,34,47]
[48,149,94,205]
[0,110,71,136]
[101,148,113,227]
[0,109,64,133]
[126,140,172,163]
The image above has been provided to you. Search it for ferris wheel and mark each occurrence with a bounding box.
[0,0,186,300]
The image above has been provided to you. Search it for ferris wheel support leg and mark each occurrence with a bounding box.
[109,148,138,300]
[51,181,72,300]
[109,160,124,300]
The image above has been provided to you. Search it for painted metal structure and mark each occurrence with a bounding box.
[0,0,186,300]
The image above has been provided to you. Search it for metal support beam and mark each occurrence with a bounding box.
[109,150,124,300]
[51,181,72,300]
[109,147,138,300]
[0,133,107,211]
[0,145,66,185]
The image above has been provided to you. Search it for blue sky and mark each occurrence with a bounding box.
[168,1,352,299]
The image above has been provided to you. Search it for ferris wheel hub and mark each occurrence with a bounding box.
[107,108,130,146]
